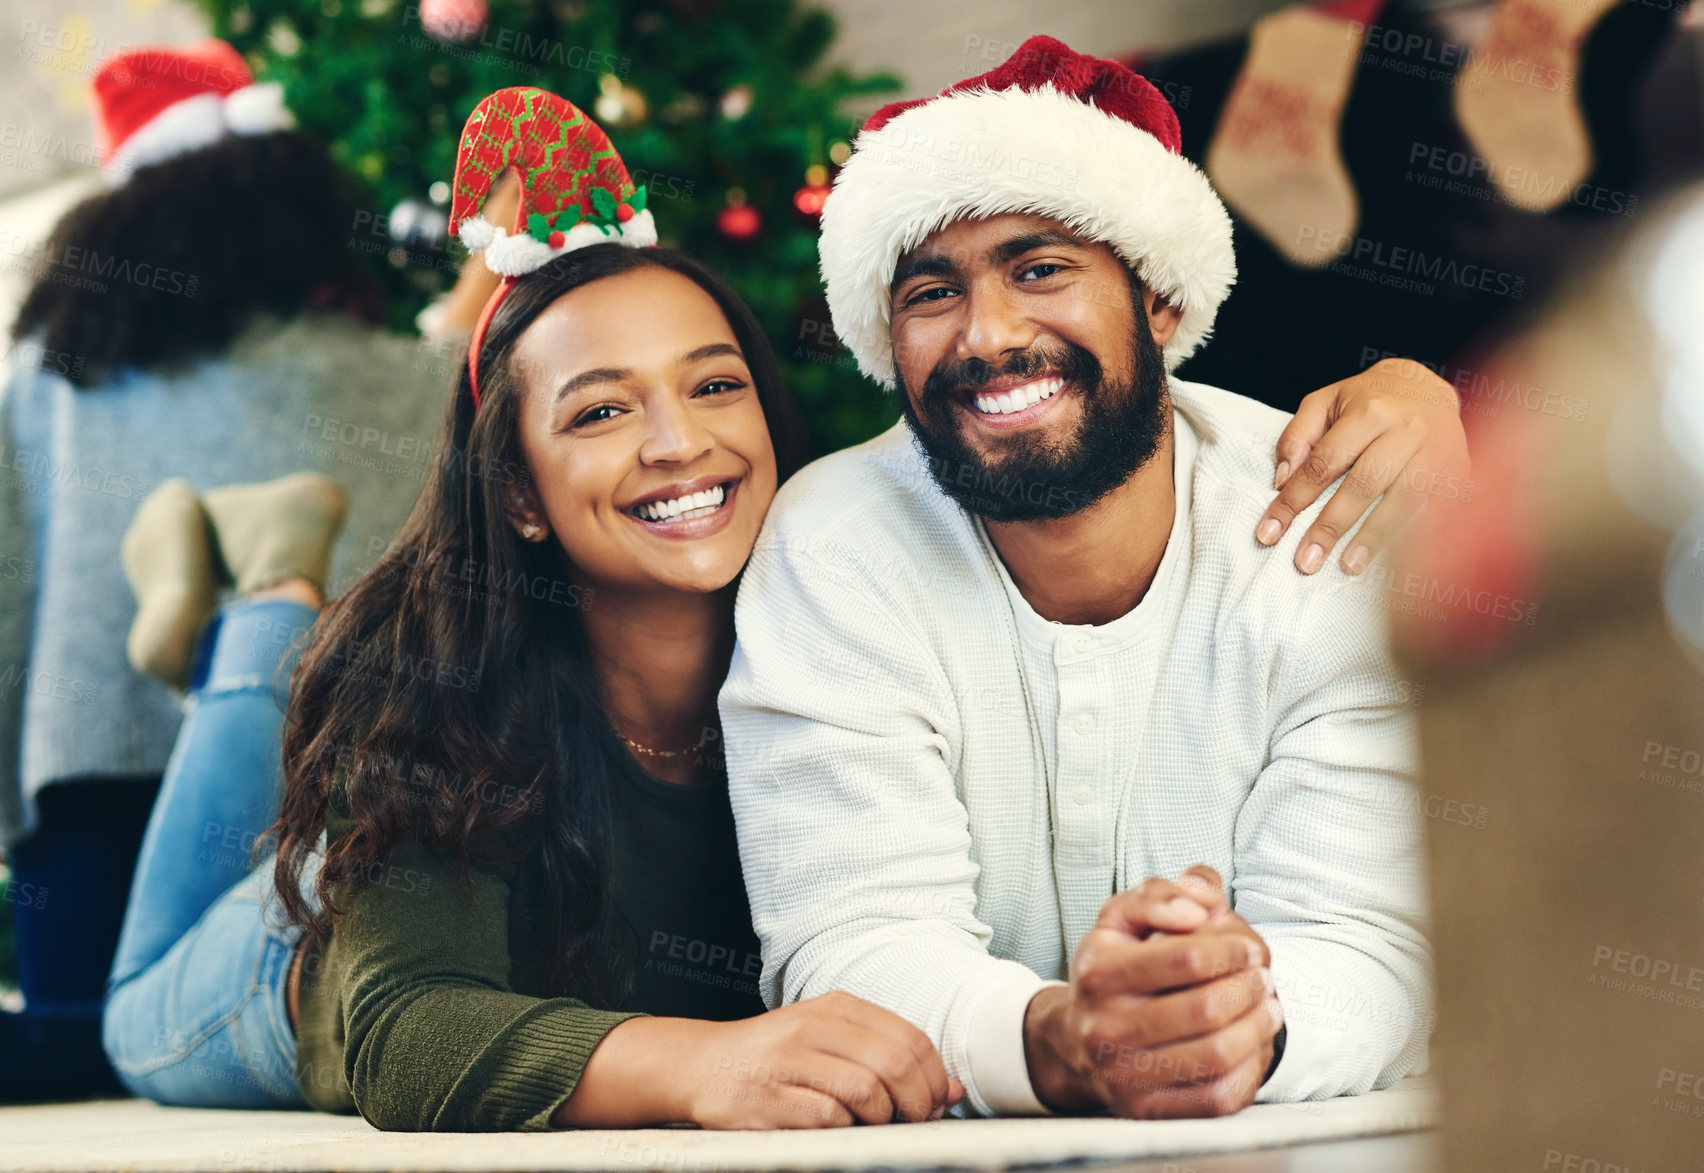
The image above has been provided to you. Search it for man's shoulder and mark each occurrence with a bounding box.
[761,419,968,553]
[1174,377,1351,552]
[1171,380,1381,633]
[1171,379,1294,505]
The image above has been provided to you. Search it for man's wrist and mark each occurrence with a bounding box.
[1263,1023,1287,1086]
[1021,986,1099,1113]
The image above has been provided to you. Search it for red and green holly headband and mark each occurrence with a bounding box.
[450,87,657,410]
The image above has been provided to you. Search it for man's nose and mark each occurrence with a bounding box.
[955,285,1036,368]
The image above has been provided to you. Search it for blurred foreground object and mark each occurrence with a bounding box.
[1394,180,1704,1171]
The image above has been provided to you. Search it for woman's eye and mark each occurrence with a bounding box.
[696,379,746,397]
[573,404,622,427]
[1019,263,1063,281]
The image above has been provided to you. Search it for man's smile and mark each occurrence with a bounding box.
[958,374,1072,431]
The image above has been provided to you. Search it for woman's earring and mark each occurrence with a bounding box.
[522,522,542,540]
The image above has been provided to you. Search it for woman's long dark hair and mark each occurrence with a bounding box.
[271,244,808,1007]
[10,131,373,385]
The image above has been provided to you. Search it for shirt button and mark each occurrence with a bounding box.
[1073,715,1093,734]
[1073,634,1092,650]
[1071,787,1093,806]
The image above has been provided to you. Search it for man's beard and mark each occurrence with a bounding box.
[897,293,1169,523]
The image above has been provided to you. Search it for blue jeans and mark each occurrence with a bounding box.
[0,776,157,1102]
[102,598,321,1108]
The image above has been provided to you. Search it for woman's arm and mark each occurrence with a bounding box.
[1255,357,1471,574]
[554,993,964,1129]
[423,172,521,343]
[322,834,641,1131]
[322,833,960,1131]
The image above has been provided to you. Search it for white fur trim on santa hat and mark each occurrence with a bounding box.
[104,82,297,185]
[224,82,295,136]
[461,208,658,276]
[818,83,1237,390]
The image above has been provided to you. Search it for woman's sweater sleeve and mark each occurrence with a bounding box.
[313,833,645,1132]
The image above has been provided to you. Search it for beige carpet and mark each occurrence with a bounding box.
[0,1077,1433,1172]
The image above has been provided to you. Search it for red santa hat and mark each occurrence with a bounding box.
[91,39,296,183]
[818,35,1237,389]
[449,87,656,408]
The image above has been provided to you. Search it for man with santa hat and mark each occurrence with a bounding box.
[723,36,1433,1119]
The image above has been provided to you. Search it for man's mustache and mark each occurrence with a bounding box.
[920,342,1103,408]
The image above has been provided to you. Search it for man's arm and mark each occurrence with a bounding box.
[1237,576,1434,1101]
[721,538,1056,1118]
[1017,572,1430,1113]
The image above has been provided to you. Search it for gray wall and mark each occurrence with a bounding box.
[821,0,1285,105]
[2,0,207,197]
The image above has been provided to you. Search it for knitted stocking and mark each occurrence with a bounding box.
[1454,0,1626,212]
[1206,4,1366,268]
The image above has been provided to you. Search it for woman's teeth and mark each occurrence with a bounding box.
[973,376,1064,415]
[634,482,727,522]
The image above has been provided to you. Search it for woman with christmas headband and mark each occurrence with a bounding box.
[99,85,965,1130]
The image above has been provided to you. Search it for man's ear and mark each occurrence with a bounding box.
[502,482,551,542]
[1142,287,1185,349]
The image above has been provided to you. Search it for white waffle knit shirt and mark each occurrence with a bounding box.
[720,379,1433,1117]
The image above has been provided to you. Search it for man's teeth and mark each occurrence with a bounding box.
[973,376,1064,415]
[635,483,727,521]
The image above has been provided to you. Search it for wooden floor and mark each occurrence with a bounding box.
[0,1079,1434,1172]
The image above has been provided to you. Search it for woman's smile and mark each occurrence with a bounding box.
[623,475,742,540]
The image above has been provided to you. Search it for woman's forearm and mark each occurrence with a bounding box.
[550,994,965,1130]
[551,1016,717,1128]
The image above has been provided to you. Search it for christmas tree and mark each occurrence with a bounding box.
[195,0,902,453]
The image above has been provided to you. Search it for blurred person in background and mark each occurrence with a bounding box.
[0,40,441,1100]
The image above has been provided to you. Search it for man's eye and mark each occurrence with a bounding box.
[906,286,956,307]
[1019,263,1063,281]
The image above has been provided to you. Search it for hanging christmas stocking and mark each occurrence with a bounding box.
[1453,0,1625,213]
[1206,3,1371,268]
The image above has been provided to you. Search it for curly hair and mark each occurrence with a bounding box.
[10,130,376,385]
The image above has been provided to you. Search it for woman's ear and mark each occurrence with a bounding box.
[503,482,551,542]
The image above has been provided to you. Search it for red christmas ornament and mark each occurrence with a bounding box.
[616,202,635,223]
[717,202,761,241]
[792,183,831,221]
[420,0,488,44]
[547,230,565,248]
[792,163,832,225]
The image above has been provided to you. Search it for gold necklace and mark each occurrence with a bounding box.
[619,733,688,759]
